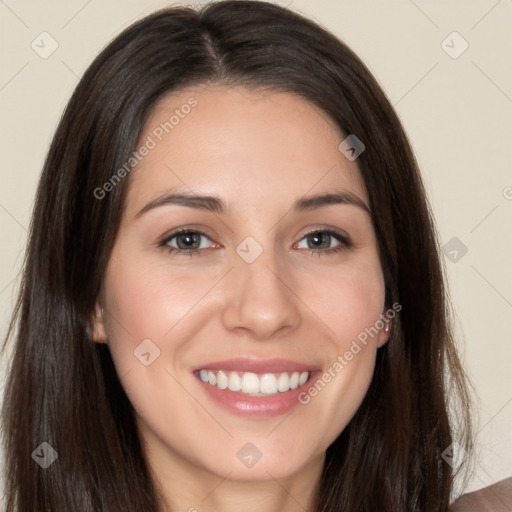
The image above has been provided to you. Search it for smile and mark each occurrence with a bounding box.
[196,369,311,396]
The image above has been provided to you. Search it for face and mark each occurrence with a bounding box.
[93,85,390,485]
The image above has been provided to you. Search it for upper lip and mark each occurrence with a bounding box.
[192,357,319,374]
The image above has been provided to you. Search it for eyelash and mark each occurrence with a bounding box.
[158,227,352,258]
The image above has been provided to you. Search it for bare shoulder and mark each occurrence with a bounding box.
[450,477,512,512]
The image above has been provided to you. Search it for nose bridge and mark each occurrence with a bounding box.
[221,235,301,339]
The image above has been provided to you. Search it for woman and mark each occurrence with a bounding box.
[1,1,495,510]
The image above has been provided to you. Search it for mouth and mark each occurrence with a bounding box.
[194,369,311,396]
[191,358,320,417]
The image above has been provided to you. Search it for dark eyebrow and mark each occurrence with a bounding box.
[135,189,370,219]
[135,192,226,218]
[295,191,371,214]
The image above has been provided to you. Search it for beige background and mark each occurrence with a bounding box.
[1,0,511,496]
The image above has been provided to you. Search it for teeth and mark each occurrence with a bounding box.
[277,372,290,392]
[260,374,277,394]
[228,372,242,391]
[216,370,228,389]
[198,370,310,395]
[241,372,260,394]
[298,371,309,386]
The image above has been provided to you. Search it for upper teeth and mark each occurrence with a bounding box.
[198,369,310,396]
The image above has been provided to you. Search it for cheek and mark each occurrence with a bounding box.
[293,257,385,441]
[102,252,218,360]
[303,255,386,344]
[100,256,212,442]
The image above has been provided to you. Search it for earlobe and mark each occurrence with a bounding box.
[378,317,392,348]
[90,303,108,343]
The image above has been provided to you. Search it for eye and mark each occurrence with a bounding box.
[295,229,351,255]
[158,227,351,257]
[159,229,216,255]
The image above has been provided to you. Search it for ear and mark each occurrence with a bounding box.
[377,316,392,348]
[90,302,108,343]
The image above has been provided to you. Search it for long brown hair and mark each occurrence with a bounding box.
[1,1,473,510]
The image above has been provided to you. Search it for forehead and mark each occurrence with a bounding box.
[125,85,367,214]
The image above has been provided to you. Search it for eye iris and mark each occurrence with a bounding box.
[308,232,331,249]
[176,232,200,250]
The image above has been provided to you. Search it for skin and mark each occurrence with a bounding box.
[92,84,391,512]
[450,477,512,511]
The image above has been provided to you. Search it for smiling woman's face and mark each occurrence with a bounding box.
[93,85,390,488]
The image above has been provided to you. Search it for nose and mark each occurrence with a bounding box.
[221,247,302,341]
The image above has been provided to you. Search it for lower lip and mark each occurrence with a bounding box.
[194,372,320,417]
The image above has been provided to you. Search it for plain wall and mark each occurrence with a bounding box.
[1,0,511,496]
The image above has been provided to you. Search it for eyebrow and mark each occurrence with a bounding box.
[135,189,371,219]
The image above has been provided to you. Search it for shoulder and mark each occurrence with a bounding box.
[450,477,512,511]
